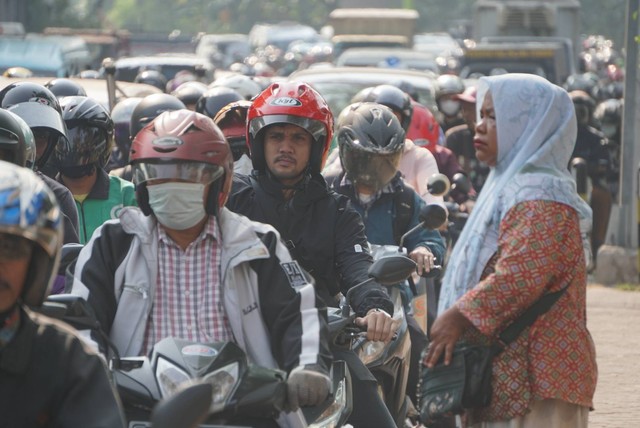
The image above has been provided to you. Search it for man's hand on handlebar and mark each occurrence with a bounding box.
[354,308,399,343]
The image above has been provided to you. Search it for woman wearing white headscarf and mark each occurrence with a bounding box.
[424,74,597,427]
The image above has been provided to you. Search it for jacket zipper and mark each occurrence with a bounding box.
[123,284,148,299]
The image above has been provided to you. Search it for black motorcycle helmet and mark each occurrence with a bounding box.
[134,69,168,92]
[129,93,186,140]
[569,90,596,127]
[110,97,142,162]
[54,96,114,177]
[195,87,244,119]
[45,78,88,99]
[363,84,413,131]
[0,82,68,170]
[337,102,406,192]
[0,109,36,168]
[594,98,623,140]
[564,73,597,98]
[171,81,209,110]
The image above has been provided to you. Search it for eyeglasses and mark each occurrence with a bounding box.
[0,233,33,260]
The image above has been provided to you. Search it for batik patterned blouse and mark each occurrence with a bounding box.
[456,199,597,422]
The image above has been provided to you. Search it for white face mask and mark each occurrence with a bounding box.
[439,99,461,117]
[147,182,207,230]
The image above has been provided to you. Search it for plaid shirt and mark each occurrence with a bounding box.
[142,217,232,355]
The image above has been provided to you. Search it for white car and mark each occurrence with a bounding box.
[288,66,438,117]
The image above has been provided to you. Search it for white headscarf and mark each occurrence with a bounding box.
[438,73,592,312]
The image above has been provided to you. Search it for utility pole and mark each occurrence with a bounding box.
[616,0,639,249]
[596,0,640,284]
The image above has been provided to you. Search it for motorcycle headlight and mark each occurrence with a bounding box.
[156,357,191,397]
[358,290,405,366]
[309,377,348,428]
[203,362,239,413]
[358,340,387,366]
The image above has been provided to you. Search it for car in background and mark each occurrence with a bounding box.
[195,33,251,70]
[413,32,464,73]
[0,35,92,77]
[335,48,439,74]
[287,66,438,117]
[110,53,215,84]
[249,22,321,51]
[0,76,161,111]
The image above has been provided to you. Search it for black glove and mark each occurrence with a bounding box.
[286,366,331,411]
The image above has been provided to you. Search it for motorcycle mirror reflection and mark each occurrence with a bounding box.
[427,173,450,196]
[151,382,213,428]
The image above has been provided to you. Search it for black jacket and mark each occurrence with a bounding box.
[38,172,80,244]
[227,172,394,317]
[0,307,124,428]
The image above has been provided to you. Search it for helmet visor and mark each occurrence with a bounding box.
[249,114,326,145]
[55,126,109,167]
[341,148,402,192]
[133,160,224,186]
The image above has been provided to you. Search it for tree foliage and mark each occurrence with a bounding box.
[35,0,625,50]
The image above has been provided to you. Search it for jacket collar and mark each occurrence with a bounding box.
[0,307,33,374]
[55,168,111,200]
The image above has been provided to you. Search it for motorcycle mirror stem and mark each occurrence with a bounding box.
[398,204,448,249]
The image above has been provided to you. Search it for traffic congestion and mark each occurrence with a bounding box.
[0,1,627,427]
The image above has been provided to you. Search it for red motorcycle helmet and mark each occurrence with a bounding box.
[213,99,252,161]
[406,100,440,152]
[130,109,233,218]
[247,81,333,174]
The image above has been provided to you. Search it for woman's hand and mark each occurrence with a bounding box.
[424,306,472,367]
[355,308,399,343]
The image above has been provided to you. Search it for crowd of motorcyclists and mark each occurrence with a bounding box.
[0,31,623,428]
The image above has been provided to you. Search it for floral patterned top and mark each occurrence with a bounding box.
[456,199,597,422]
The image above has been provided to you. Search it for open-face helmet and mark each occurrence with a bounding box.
[213,100,252,161]
[247,81,333,174]
[130,109,232,218]
[0,82,68,170]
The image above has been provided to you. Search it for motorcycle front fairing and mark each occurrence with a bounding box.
[115,337,287,426]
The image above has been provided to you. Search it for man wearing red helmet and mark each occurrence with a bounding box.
[227,81,398,427]
[213,99,253,176]
[68,109,331,425]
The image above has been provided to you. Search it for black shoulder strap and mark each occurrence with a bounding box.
[496,285,570,350]
[392,183,415,246]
